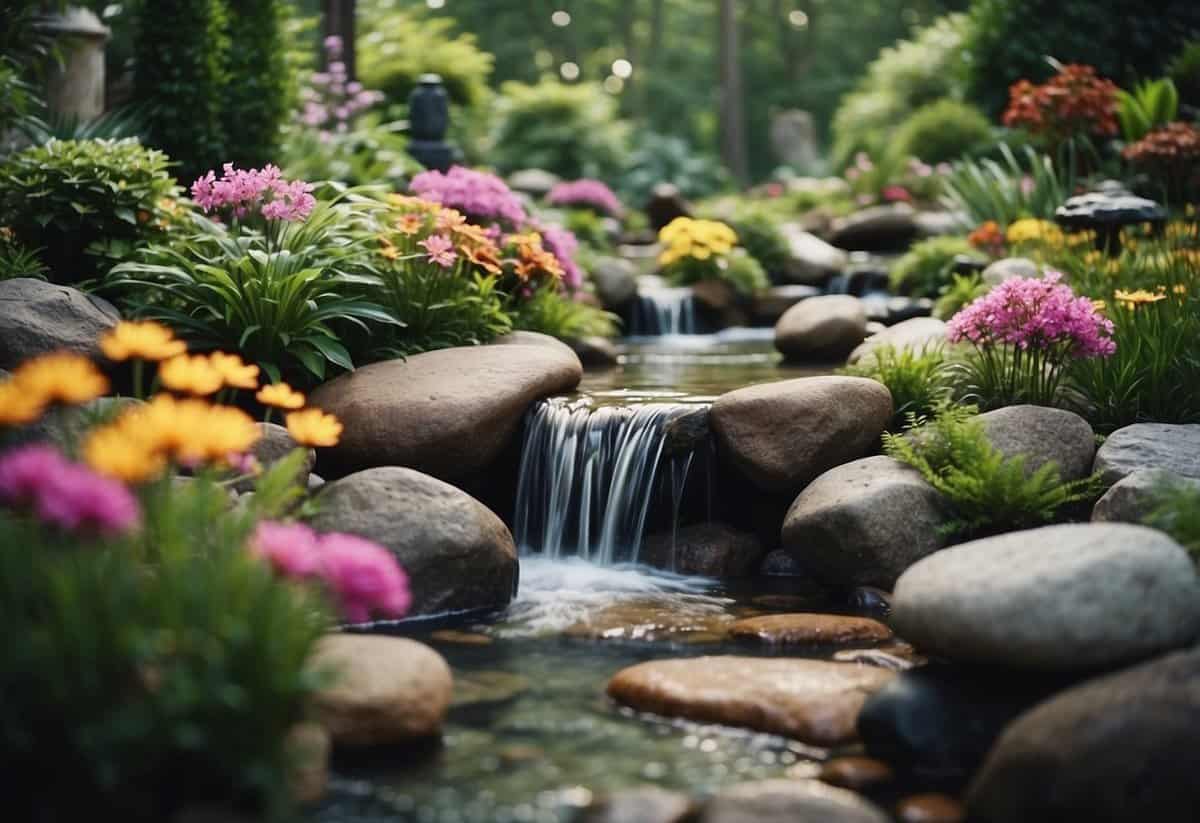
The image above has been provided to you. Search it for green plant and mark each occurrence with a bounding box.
[0,231,47,280]
[562,208,612,254]
[373,263,511,356]
[889,99,994,166]
[0,56,45,139]
[934,272,990,321]
[940,143,1079,227]
[512,285,618,340]
[1144,476,1200,559]
[220,0,290,168]
[884,404,1100,538]
[0,138,182,283]
[1116,78,1180,143]
[618,130,731,203]
[889,235,982,298]
[25,105,149,142]
[723,204,791,281]
[281,120,421,189]
[1169,41,1200,108]
[840,344,952,431]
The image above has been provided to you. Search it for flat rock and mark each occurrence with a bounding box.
[451,670,530,708]
[783,455,947,589]
[774,294,867,360]
[309,635,452,746]
[641,522,765,577]
[310,467,517,616]
[607,656,895,745]
[565,599,734,643]
[0,277,119,371]
[309,343,581,481]
[847,317,948,365]
[729,613,893,646]
[830,204,919,252]
[977,405,1096,481]
[779,224,849,284]
[967,647,1200,823]
[1093,423,1200,484]
[891,523,1200,671]
[711,376,893,495]
[580,787,696,823]
[1092,468,1200,523]
[699,779,890,823]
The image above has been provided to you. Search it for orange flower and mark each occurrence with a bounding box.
[467,244,503,275]
[159,354,223,396]
[435,208,467,232]
[379,236,400,260]
[256,382,306,410]
[450,221,490,246]
[208,352,260,390]
[11,351,108,407]
[100,320,187,362]
[0,379,46,426]
[396,214,424,236]
[286,407,343,447]
[83,423,167,484]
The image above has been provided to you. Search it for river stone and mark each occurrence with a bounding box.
[566,598,734,643]
[662,406,709,457]
[976,405,1096,480]
[891,523,1200,671]
[309,635,452,746]
[1093,469,1200,523]
[607,656,895,745]
[819,756,895,791]
[896,794,966,823]
[309,343,581,481]
[580,787,696,823]
[641,522,765,577]
[507,168,560,197]
[0,277,120,371]
[310,467,517,616]
[830,204,919,252]
[729,613,893,646]
[774,295,867,360]
[1093,423,1200,484]
[699,779,890,823]
[492,329,578,359]
[568,335,619,368]
[451,670,530,708]
[967,647,1200,823]
[847,317,948,365]
[779,223,849,284]
[782,455,947,589]
[711,376,893,495]
[591,256,639,308]
[982,257,1039,287]
[750,284,821,324]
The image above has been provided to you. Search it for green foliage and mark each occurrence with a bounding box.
[841,344,952,431]
[889,235,982,298]
[940,143,1079,226]
[618,131,730,203]
[0,459,328,819]
[884,404,1100,538]
[889,99,994,166]
[489,79,631,180]
[1169,41,1200,107]
[220,0,290,168]
[1144,476,1200,559]
[25,105,149,143]
[0,232,47,281]
[934,272,989,320]
[0,56,45,139]
[133,0,230,183]
[722,205,791,281]
[562,208,613,254]
[663,248,768,296]
[0,138,181,282]
[1116,78,1180,143]
[281,120,422,189]
[512,286,619,340]
[370,264,511,356]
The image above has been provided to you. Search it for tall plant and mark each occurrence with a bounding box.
[220,0,291,169]
[940,143,1079,227]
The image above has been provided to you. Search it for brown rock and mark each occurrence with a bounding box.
[699,779,890,823]
[729,613,893,646]
[896,794,966,823]
[774,294,867,361]
[820,755,895,791]
[581,786,697,823]
[430,629,493,646]
[310,635,452,746]
[847,317,948,365]
[565,599,734,642]
[607,656,895,745]
[452,670,530,708]
[640,522,765,577]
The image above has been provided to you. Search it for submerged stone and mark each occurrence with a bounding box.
[728,613,893,646]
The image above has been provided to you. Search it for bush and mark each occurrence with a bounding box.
[281,120,422,190]
[884,404,1100,538]
[723,205,791,282]
[1116,78,1179,143]
[889,235,982,298]
[0,138,182,282]
[1122,122,1200,203]
[512,286,618,340]
[940,143,1080,226]
[0,229,47,280]
[889,99,994,166]
[1169,41,1200,108]
[220,0,290,169]
[1145,476,1200,559]
[618,131,731,203]
[840,344,952,432]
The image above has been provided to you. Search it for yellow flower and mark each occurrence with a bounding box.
[11,351,108,407]
[1114,288,1167,308]
[379,236,399,260]
[83,423,167,484]
[692,245,713,260]
[658,248,682,267]
[159,354,224,396]
[104,394,261,466]
[1091,299,1107,313]
[100,320,187,362]
[256,382,306,410]
[208,352,260,390]
[1006,219,1063,247]
[0,379,46,426]
[286,407,343,447]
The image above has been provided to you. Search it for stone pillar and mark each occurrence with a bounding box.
[38,7,110,122]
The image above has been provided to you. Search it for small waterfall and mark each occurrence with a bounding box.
[514,398,702,565]
[628,276,697,335]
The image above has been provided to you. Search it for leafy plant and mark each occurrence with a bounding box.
[1003,63,1119,146]
[889,235,983,298]
[1116,78,1180,142]
[940,143,1079,227]
[1169,41,1200,108]
[1122,122,1200,203]
[884,404,1100,538]
[889,99,994,166]
[562,208,613,254]
[934,272,990,321]
[618,130,731,203]
[840,344,952,432]
[24,105,149,142]
[0,231,47,281]
[657,217,767,295]
[721,204,791,282]
[282,120,421,189]
[512,285,618,340]
[1144,476,1200,559]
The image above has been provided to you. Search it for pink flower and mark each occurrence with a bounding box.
[251,521,323,578]
[0,445,139,536]
[882,185,913,203]
[0,445,68,505]
[323,35,343,58]
[191,165,315,224]
[410,166,528,229]
[419,234,458,268]
[546,179,624,217]
[318,532,411,622]
[538,225,583,291]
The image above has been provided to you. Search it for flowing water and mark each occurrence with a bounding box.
[626,275,698,336]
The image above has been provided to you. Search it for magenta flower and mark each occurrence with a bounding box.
[191,164,315,224]
[410,166,528,229]
[251,520,323,579]
[419,234,458,268]
[538,225,584,291]
[546,179,624,217]
[882,185,913,203]
[318,532,411,622]
[0,445,68,505]
[0,445,139,537]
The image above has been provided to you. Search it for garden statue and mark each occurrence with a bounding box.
[37,7,110,122]
[407,74,454,172]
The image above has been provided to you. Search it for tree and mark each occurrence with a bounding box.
[718,0,747,183]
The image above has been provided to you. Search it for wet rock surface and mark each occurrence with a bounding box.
[728,613,893,647]
[698,779,890,823]
[847,316,947,364]
[641,522,765,577]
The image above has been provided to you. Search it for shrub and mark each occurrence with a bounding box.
[722,205,791,282]
[281,120,422,189]
[940,143,1079,226]
[934,272,990,321]
[1003,64,1119,146]
[512,286,618,340]
[562,208,612,254]
[409,165,527,229]
[840,344,952,431]
[1169,41,1200,107]
[0,139,182,282]
[657,217,767,295]
[889,235,982,298]
[1122,122,1200,203]
[1116,78,1180,143]
[618,131,731,204]
[220,0,290,168]
[884,404,1100,538]
[0,56,43,140]
[890,99,994,166]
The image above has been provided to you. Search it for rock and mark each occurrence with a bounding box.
[581,787,696,823]
[711,376,892,495]
[1093,468,1200,523]
[699,779,890,823]
[430,629,493,646]
[967,647,1200,823]
[760,548,805,576]
[451,670,530,708]
[834,646,924,671]
[507,168,560,197]
[591,256,639,309]
[914,211,967,238]
[285,722,330,805]
[778,224,848,284]
[1093,423,1200,484]
[750,284,822,325]
[492,329,578,359]
[641,522,765,577]
[691,277,737,312]
[981,257,1039,287]
[858,663,1070,785]
[309,635,452,745]
[10,395,141,449]
[830,204,920,252]
[234,422,314,493]
[309,343,581,481]
[645,183,692,232]
[774,295,867,361]
[847,317,947,365]
[566,599,733,643]
[0,277,119,371]
[891,523,1200,671]
[307,473,325,491]
[607,656,895,745]
[310,467,517,616]
[782,455,947,589]
[820,756,895,791]
[662,406,709,457]
[770,109,820,173]
[848,585,893,616]
[896,794,966,823]
[568,335,619,368]
[976,405,1096,481]
[728,613,893,646]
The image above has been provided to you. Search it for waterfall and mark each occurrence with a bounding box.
[628,277,697,335]
[513,398,702,565]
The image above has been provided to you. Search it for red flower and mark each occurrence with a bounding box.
[1003,64,1118,143]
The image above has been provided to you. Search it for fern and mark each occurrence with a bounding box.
[840,344,952,431]
[1144,476,1200,559]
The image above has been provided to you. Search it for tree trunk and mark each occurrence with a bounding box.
[718,0,748,184]
[322,0,356,79]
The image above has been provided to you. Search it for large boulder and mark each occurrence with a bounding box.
[699,780,889,823]
[640,522,765,577]
[830,204,919,252]
[309,343,581,481]
[590,256,639,309]
[967,647,1200,823]
[1093,423,1200,485]
[774,295,867,361]
[783,455,947,589]
[310,467,517,616]
[847,317,948,365]
[607,656,895,745]
[309,635,452,746]
[0,277,119,371]
[710,376,892,495]
[892,523,1200,671]
[778,223,849,284]
[976,405,1096,481]
[1092,469,1200,524]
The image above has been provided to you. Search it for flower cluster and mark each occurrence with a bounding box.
[298,36,386,140]
[546,179,624,217]
[658,217,738,267]
[1122,122,1200,198]
[191,164,316,223]
[947,271,1116,358]
[251,521,410,623]
[969,220,1006,256]
[498,231,566,289]
[0,445,140,536]
[410,166,528,229]
[538,225,584,291]
[1003,64,1118,142]
[0,352,109,426]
